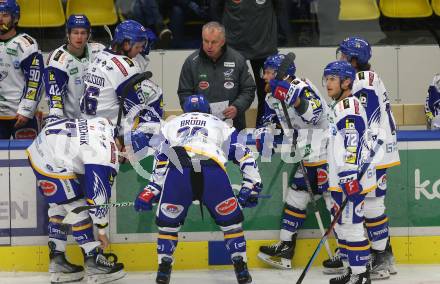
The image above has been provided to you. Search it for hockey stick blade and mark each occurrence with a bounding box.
[296,139,384,284]
[62,201,134,224]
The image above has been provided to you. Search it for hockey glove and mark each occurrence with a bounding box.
[255,127,275,158]
[134,185,161,211]
[237,182,263,208]
[338,170,363,202]
[270,79,308,106]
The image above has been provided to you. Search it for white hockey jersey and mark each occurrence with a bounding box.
[80,49,163,127]
[259,78,329,165]
[26,117,119,178]
[0,33,44,119]
[425,74,440,130]
[352,71,400,169]
[45,42,105,119]
[327,96,376,193]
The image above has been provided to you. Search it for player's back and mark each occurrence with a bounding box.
[162,112,234,166]
[80,49,141,124]
[27,117,117,176]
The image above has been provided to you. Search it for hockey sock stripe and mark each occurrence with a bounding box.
[365,215,388,227]
[49,216,64,224]
[72,222,93,231]
[284,205,307,219]
[158,234,178,241]
[224,231,245,239]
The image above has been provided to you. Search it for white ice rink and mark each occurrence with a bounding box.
[0,265,439,284]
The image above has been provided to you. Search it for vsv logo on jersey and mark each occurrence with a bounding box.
[160,203,184,218]
[415,169,440,200]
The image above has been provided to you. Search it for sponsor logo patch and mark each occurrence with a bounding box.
[224,62,235,68]
[15,128,37,139]
[39,180,57,196]
[111,57,128,76]
[377,173,387,190]
[198,81,209,90]
[215,197,238,215]
[317,168,328,186]
[160,203,184,218]
[224,81,234,89]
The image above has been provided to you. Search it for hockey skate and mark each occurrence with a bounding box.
[232,256,252,284]
[156,257,173,284]
[49,242,84,284]
[323,249,345,275]
[257,234,297,269]
[386,241,397,275]
[369,249,390,280]
[83,248,126,284]
[330,267,371,284]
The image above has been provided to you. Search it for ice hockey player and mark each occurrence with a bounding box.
[425,74,440,130]
[79,19,163,132]
[26,117,126,284]
[324,60,376,284]
[134,94,262,284]
[323,36,400,280]
[45,14,104,119]
[0,0,44,139]
[255,53,331,269]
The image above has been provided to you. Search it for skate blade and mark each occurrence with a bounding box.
[389,264,397,275]
[257,252,292,270]
[370,269,390,280]
[50,271,84,283]
[322,267,345,275]
[87,269,127,284]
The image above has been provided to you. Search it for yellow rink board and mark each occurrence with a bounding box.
[0,236,439,272]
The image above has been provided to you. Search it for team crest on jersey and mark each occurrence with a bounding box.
[160,203,184,218]
[38,180,57,197]
[215,197,238,215]
[198,81,209,90]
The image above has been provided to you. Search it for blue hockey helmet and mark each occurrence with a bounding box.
[143,28,157,55]
[263,54,296,77]
[323,60,356,82]
[112,20,148,47]
[183,94,211,113]
[337,36,372,65]
[66,14,91,32]
[0,0,20,23]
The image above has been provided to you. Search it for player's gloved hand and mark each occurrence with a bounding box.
[237,182,263,208]
[270,79,306,106]
[254,127,274,158]
[134,185,161,211]
[338,170,363,202]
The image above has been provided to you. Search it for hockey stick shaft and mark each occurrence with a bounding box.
[296,139,383,284]
[62,201,134,224]
[275,52,333,258]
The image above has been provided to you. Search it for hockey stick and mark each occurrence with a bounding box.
[295,139,384,284]
[104,25,113,42]
[62,194,272,224]
[275,52,333,258]
[62,201,134,224]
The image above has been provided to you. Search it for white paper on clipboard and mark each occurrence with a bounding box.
[209,101,229,120]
